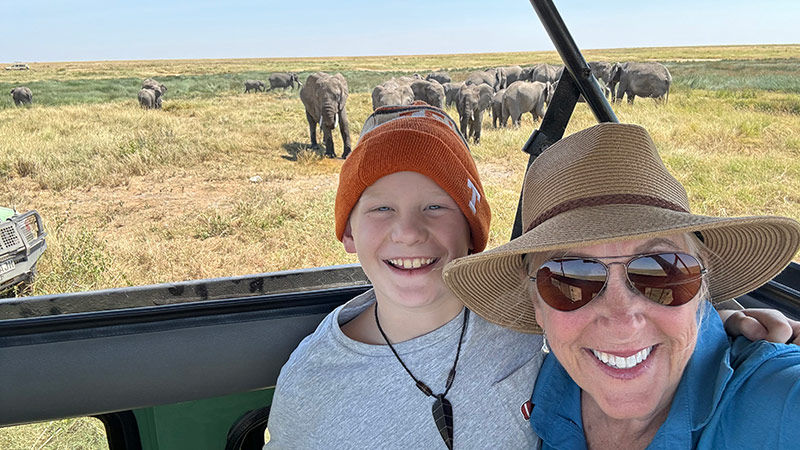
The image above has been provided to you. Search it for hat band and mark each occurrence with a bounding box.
[525,194,688,232]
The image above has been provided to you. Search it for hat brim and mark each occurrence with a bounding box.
[443,204,800,334]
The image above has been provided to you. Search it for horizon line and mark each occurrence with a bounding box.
[6,43,798,65]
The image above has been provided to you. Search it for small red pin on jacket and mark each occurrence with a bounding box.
[521,400,533,420]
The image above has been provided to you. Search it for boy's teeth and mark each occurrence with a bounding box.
[591,346,653,370]
[389,258,434,269]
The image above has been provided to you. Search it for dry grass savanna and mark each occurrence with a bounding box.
[2,46,800,299]
[2,45,799,299]
[1,44,799,448]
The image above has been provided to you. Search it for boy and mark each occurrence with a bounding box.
[264,104,543,449]
[265,103,799,449]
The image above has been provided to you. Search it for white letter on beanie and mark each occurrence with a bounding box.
[467,179,481,215]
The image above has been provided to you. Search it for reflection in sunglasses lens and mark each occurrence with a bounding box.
[536,253,703,311]
[628,253,703,306]
[537,259,605,311]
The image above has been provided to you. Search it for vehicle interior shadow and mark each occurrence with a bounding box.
[281,142,324,161]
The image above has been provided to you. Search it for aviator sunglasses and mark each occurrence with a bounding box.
[530,252,707,311]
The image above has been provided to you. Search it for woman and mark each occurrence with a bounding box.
[443,123,800,449]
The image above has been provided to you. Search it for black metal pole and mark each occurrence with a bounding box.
[529,0,618,123]
[510,0,620,239]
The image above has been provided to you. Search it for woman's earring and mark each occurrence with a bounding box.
[541,332,550,354]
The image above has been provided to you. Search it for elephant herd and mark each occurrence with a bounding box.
[135,72,302,110]
[8,79,168,109]
[372,75,446,110]
[300,72,453,159]
[296,60,672,158]
[457,61,671,141]
[7,62,671,161]
[244,73,302,93]
[8,80,167,109]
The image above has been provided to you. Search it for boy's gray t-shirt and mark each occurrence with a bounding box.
[265,289,544,449]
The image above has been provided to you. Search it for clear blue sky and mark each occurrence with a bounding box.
[3,0,798,62]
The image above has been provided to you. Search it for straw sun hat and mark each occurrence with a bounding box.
[442,123,800,334]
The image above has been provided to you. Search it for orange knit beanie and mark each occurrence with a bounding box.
[335,103,491,252]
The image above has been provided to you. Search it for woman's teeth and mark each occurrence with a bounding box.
[388,258,434,269]
[592,346,653,369]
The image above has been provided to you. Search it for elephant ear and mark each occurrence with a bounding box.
[338,81,349,102]
[333,74,348,91]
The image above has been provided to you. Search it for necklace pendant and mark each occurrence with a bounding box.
[432,394,454,450]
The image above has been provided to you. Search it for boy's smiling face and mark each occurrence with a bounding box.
[343,171,472,312]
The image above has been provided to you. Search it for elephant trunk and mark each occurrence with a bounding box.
[321,103,338,129]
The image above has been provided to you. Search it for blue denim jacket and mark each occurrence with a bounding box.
[530,306,800,449]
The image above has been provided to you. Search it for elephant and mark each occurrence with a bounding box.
[521,65,536,81]
[488,67,507,90]
[299,72,352,159]
[142,78,167,109]
[588,61,613,98]
[491,88,508,128]
[268,72,301,90]
[609,62,672,104]
[464,70,502,92]
[409,79,445,109]
[142,78,167,93]
[10,87,32,106]
[425,71,451,84]
[371,79,414,110]
[138,88,161,109]
[501,65,528,86]
[456,83,493,143]
[442,82,464,108]
[244,79,266,93]
[394,75,422,85]
[531,63,563,84]
[502,81,550,127]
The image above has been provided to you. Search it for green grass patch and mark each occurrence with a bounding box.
[670,58,800,94]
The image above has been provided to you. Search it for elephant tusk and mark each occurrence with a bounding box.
[334,113,339,129]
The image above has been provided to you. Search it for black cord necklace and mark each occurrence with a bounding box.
[374,303,470,450]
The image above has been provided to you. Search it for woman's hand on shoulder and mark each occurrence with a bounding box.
[719,308,800,345]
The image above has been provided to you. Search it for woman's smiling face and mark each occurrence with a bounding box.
[532,235,703,421]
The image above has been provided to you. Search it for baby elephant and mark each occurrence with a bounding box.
[244,80,266,93]
[10,87,33,106]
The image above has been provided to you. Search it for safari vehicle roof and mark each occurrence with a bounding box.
[1,1,798,449]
